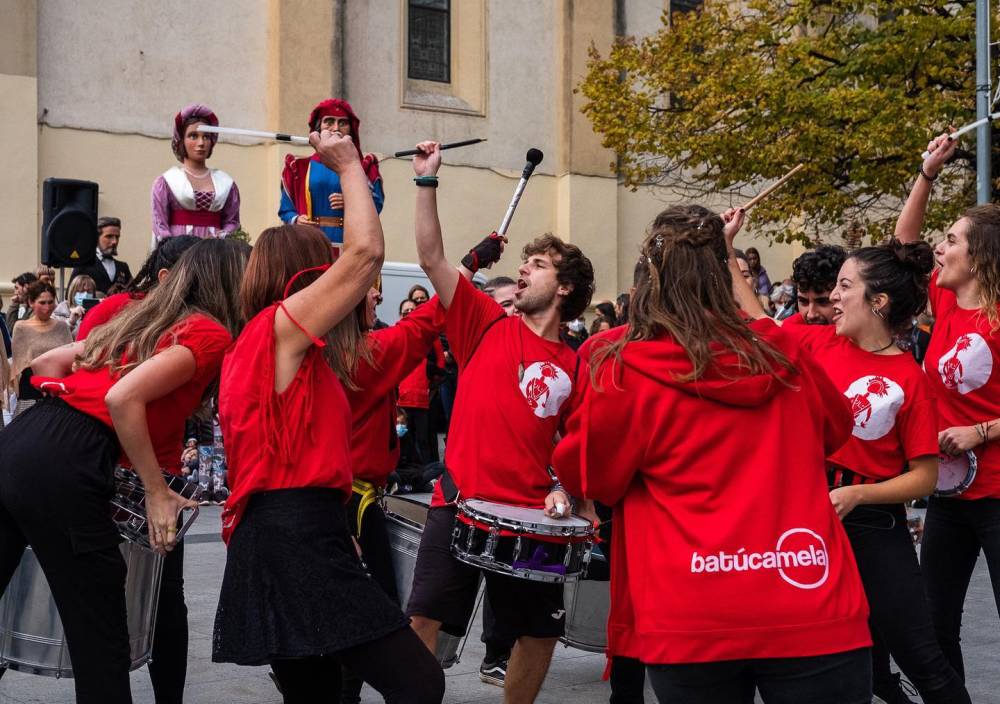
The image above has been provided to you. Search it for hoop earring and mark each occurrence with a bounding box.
[871,306,885,320]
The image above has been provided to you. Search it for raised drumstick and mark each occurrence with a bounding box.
[741,163,805,211]
[920,114,1000,159]
[393,138,486,158]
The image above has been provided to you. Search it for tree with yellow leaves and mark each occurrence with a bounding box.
[579,0,986,243]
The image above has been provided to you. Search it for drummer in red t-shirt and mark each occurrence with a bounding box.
[0,238,245,704]
[403,141,595,703]
[895,132,1000,682]
[727,213,970,703]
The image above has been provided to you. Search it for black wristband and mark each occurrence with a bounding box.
[919,166,938,183]
[414,176,439,188]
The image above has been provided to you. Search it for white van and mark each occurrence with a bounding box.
[377,262,485,325]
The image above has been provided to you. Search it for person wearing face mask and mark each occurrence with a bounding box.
[7,281,72,416]
[152,104,241,241]
[895,132,1000,686]
[727,210,971,704]
[53,275,97,338]
[279,99,384,247]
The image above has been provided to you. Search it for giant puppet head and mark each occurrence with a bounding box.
[307,98,381,184]
[172,104,219,162]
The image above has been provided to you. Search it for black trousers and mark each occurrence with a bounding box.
[341,496,400,704]
[149,536,187,704]
[647,647,872,704]
[922,495,1000,681]
[843,503,969,703]
[0,399,132,704]
[272,624,444,704]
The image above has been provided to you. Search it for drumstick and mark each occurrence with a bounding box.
[921,113,1000,159]
[393,138,487,158]
[197,125,311,145]
[741,164,805,211]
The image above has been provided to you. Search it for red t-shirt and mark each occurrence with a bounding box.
[431,275,577,508]
[552,321,869,664]
[924,270,1000,499]
[397,337,445,409]
[34,314,231,473]
[219,305,353,544]
[783,318,939,480]
[347,298,445,485]
[76,292,144,340]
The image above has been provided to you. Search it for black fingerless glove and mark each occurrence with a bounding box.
[461,232,505,273]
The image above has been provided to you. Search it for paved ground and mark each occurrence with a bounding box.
[0,506,997,703]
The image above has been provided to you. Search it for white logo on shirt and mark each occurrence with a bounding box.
[690,528,830,591]
[843,375,905,441]
[938,333,993,395]
[519,361,571,419]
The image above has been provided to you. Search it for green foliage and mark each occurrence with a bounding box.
[228,227,251,244]
[578,0,986,244]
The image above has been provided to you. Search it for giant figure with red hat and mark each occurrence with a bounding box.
[279,99,385,246]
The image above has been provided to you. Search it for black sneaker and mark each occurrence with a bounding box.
[872,672,918,704]
[479,657,508,687]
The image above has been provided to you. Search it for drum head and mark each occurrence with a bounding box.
[463,499,591,535]
[935,451,978,497]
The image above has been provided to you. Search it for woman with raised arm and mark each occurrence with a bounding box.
[553,205,871,704]
[0,238,247,704]
[212,129,443,704]
[726,210,970,704]
[893,134,1000,682]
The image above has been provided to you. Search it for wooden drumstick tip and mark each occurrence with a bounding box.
[741,163,805,211]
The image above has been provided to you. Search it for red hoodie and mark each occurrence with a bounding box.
[553,320,870,665]
[347,298,445,485]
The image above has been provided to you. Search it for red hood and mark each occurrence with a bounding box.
[589,319,799,408]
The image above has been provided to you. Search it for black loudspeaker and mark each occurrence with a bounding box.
[41,178,99,267]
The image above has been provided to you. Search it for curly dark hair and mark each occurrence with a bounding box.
[791,244,847,295]
[522,234,594,321]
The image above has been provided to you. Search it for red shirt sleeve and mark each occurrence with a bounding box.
[779,318,834,355]
[553,333,645,505]
[351,297,446,412]
[168,315,233,380]
[797,350,853,456]
[77,293,137,341]
[897,389,940,461]
[444,274,506,368]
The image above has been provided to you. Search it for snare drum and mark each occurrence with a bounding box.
[111,466,201,546]
[451,499,593,583]
[935,451,978,497]
[0,542,163,677]
[383,493,472,669]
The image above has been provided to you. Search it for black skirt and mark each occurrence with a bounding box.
[212,488,409,666]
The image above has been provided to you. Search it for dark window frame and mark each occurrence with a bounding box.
[408,0,451,84]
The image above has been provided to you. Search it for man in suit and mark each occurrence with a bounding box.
[70,216,132,294]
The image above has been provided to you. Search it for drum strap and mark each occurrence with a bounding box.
[351,479,382,538]
[826,464,881,489]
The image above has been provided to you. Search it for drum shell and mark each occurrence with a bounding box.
[0,542,163,677]
[452,516,590,583]
[561,549,610,653]
[383,494,465,669]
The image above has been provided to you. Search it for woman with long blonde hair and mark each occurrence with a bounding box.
[895,133,1000,683]
[0,238,247,704]
[553,205,872,703]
